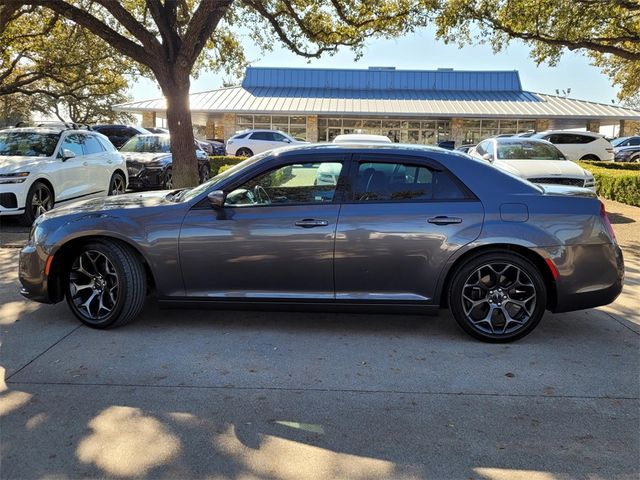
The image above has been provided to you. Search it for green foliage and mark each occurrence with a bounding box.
[434,0,640,100]
[578,161,640,206]
[209,156,247,176]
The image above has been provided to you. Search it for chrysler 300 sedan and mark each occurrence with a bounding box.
[19,143,624,342]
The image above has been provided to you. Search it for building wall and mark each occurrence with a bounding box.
[141,112,156,128]
[306,115,318,142]
[223,113,237,141]
[620,120,640,136]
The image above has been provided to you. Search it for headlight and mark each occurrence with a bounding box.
[0,172,29,184]
[585,175,596,187]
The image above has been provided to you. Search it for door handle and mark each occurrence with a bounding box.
[83,161,88,166]
[295,219,329,228]
[427,216,462,225]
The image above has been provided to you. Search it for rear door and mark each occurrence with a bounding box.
[334,154,484,303]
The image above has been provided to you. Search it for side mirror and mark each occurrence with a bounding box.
[207,190,226,209]
[61,149,76,161]
[482,153,494,162]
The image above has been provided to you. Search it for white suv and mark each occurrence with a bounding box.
[226,129,305,157]
[0,126,127,225]
[531,131,614,161]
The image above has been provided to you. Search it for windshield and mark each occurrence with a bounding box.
[120,135,171,153]
[611,137,628,147]
[497,141,565,160]
[0,131,59,157]
[178,152,271,202]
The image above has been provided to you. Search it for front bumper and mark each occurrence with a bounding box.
[0,182,28,216]
[127,166,165,190]
[19,242,54,303]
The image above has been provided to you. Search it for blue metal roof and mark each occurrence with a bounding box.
[242,67,523,92]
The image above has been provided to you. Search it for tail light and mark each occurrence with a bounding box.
[600,201,617,242]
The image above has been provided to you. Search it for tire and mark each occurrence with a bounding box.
[580,154,600,161]
[448,251,547,342]
[108,172,126,195]
[19,181,54,226]
[163,167,173,189]
[199,165,210,184]
[630,154,640,163]
[236,147,253,157]
[65,240,147,329]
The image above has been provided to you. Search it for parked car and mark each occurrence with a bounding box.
[333,134,392,144]
[19,143,623,342]
[91,124,151,149]
[0,126,127,225]
[145,127,170,134]
[611,136,640,148]
[614,145,640,162]
[531,130,614,161]
[119,134,210,190]
[471,137,596,191]
[196,139,226,156]
[437,140,455,150]
[226,129,305,157]
[456,144,476,154]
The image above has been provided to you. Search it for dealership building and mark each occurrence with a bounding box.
[114,66,640,145]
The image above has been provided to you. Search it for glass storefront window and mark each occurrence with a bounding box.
[234,115,308,140]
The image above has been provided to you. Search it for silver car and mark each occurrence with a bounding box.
[18,143,623,342]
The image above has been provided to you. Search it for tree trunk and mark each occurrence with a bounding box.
[161,75,199,188]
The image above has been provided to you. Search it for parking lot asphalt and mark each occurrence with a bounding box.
[1,200,639,479]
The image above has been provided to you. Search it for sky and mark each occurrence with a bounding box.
[128,25,623,135]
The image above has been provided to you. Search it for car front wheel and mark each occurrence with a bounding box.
[20,181,54,226]
[108,172,126,195]
[236,147,253,157]
[448,251,547,342]
[65,240,147,328]
[199,165,210,184]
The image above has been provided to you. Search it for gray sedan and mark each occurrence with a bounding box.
[18,143,624,342]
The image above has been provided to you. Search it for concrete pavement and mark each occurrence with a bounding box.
[1,201,639,479]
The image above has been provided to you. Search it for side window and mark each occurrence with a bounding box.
[475,141,486,156]
[84,135,105,154]
[485,141,495,158]
[60,134,84,157]
[225,161,343,206]
[577,135,596,144]
[630,138,640,146]
[354,161,467,202]
[545,135,559,144]
[273,132,289,142]
[97,136,116,151]
[250,132,274,141]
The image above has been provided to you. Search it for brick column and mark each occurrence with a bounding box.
[619,120,640,136]
[535,119,550,132]
[586,120,601,133]
[306,115,318,142]
[141,111,156,128]
[450,118,465,148]
[222,113,237,141]
[205,116,216,139]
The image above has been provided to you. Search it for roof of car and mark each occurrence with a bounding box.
[270,142,454,157]
[0,126,92,135]
[333,134,392,144]
[493,137,552,144]
[536,130,603,137]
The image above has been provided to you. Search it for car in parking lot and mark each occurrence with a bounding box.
[611,136,640,148]
[0,126,127,225]
[91,124,151,149]
[226,129,305,157]
[531,130,614,161]
[613,145,640,162]
[18,142,623,342]
[119,134,210,189]
[471,137,596,191]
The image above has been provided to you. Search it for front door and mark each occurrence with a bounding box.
[179,156,347,299]
[51,133,90,202]
[334,155,484,303]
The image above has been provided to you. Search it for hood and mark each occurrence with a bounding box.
[40,190,172,221]
[494,159,587,178]
[121,152,171,165]
[0,156,48,173]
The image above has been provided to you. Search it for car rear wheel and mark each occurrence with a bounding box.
[580,154,600,161]
[108,172,126,195]
[449,251,547,342]
[65,241,147,328]
[199,165,210,184]
[20,181,54,226]
[236,147,253,157]
[163,167,173,189]
[630,153,640,163]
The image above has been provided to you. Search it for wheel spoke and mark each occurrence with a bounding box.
[69,250,120,322]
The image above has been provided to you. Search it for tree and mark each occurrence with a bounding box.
[433,0,640,101]
[1,4,135,124]
[6,1,433,187]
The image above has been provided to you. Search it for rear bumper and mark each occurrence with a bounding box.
[540,243,624,313]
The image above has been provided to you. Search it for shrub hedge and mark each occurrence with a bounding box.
[578,161,640,207]
[209,155,246,175]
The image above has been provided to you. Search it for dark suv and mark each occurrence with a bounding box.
[92,125,151,149]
